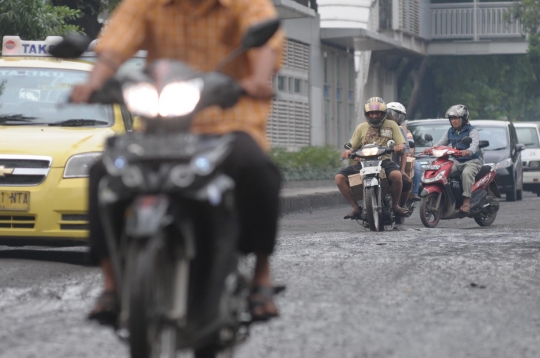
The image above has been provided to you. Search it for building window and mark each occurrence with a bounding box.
[277,75,286,91]
[289,77,294,93]
[304,80,309,95]
[294,78,302,93]
[349,58,355,90]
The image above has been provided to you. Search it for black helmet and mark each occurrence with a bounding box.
[445,104,469,128]
[364,97,387,128]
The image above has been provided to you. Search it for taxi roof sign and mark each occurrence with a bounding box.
[2,36,63,56]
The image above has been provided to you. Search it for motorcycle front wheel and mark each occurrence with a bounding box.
[128,235,178,358]
[364,187,380,231]
[420,192,442,228]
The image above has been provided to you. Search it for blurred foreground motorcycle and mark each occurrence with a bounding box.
[51,19,281,358]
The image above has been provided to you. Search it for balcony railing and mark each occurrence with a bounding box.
[431,2,523,40]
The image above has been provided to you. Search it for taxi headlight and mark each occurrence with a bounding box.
[64,153,102,178]
[123,83,159,118]
[159,79,202,118]
[361,147,379,156]
[432,149,448,157]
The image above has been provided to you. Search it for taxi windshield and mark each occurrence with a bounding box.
[0,67,112,125]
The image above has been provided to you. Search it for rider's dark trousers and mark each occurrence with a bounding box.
[88,131,282,264]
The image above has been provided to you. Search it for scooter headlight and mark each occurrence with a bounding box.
[361,147,379,156]
[123,82,159,118]
[421,170,447,184]
[159,79,203,118]
[432,149,448,157]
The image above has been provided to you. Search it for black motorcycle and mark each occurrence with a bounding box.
[52,19,281,358]
[344,141,415,230]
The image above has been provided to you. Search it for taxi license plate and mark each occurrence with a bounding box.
[0,191,30,211]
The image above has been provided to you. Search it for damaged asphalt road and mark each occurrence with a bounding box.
[1,192,540,358]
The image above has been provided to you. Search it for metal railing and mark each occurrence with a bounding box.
[431,2,523,40]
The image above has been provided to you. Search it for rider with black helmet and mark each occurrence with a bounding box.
[423,104,482,212]
[336,97,410,220]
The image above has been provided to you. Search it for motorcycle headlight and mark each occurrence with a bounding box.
[432,149,448,157]
[496,158,513,169]
[123,83,159,118]
[361,147,379,156]
[64,153,102,178]
[159,79,203,118]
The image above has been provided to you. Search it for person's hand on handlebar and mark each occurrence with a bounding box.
[393,143,406,153]
[459,150,470,156]
[240,76,274,99]
[422,148,432,155]
[341,149,353,159]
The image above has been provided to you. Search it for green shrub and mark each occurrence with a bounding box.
[269,146,344,181]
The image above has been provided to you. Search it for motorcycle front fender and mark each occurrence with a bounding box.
[420,185,443,197]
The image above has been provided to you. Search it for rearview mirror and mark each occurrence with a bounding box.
[479,140,489,149]
[241,18,281,50]
[424,134,433,142]
[516,143,525,152]
[344,142,352,150]
[48,33,92,58]
[461,136,473,145]
[387,140,395,149]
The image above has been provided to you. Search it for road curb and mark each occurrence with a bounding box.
[279,190,347,215]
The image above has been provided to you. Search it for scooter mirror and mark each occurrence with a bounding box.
[424,134,433,142]
[241,18,281,50]
[344,142,352,150]
[387,140,395,148]
[48,33,92,59]
[461,136,473,145]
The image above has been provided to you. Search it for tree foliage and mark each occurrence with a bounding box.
[399,54,540,122]
[0,0,81,40]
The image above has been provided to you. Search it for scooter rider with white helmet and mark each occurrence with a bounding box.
[422,104,482,212]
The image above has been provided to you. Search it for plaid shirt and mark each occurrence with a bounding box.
[96,0,284,150]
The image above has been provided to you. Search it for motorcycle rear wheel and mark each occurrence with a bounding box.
[128,236,178,358]
[420,193,442,228]
[474,190,498,227]
[364,187,380,231]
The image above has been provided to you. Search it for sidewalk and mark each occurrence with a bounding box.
[279,180,347,214]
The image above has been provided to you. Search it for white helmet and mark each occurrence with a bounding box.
[386,102,407,125]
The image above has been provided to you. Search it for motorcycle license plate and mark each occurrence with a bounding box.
[424,164,441,170]
[0,191,30,211]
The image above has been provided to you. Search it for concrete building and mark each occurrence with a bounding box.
[270,0,525,149]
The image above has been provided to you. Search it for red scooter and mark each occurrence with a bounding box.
[419,135,501,228]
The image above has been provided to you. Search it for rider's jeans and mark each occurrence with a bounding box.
[87,131,282,264]
[450,158,482,197]
[413,161,422,196]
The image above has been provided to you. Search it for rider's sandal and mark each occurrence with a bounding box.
[460,204,471,213]
[249,285,279,322]
[343,210,362,220]
[393,207,410,217]
[87,290,120,328]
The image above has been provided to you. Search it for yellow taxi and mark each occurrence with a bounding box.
[0,36,143,245]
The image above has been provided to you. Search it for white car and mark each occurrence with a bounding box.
[514,122,540,197]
